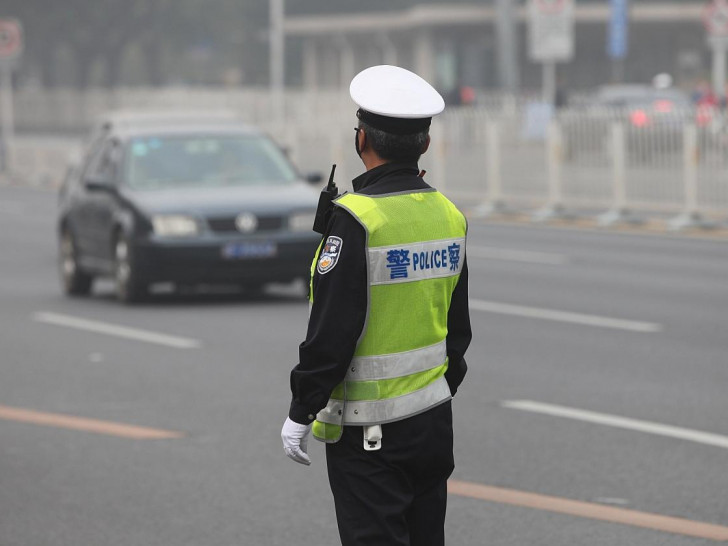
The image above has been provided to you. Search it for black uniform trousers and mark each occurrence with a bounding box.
[325,401,454,546]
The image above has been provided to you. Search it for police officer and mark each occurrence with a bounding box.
[281,65,471,546]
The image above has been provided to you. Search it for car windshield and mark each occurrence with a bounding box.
[124,134,299,189]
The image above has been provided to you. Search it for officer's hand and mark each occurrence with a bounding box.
[281,417,312,466]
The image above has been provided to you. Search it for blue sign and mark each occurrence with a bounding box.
[607,0,629,59]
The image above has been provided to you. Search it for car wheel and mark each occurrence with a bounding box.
[114,235,146,303]
[59,229,93,296]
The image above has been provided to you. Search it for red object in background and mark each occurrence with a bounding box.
[697,90,719,108]
[630,109,650,128]
[695,90,719,127]
[696,105,716,127]
[459,86,476,105]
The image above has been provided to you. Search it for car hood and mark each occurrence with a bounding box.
[122,183,320,217]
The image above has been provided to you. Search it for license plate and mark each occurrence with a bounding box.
[222,241,277,259]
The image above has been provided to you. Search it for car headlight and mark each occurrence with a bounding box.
[289,212,316,232]
[152,215,200,237]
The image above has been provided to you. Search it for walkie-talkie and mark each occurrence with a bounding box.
[312,164,338,234]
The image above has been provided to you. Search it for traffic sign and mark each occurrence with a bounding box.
[528,0,574,62]
[607,0,629,60]
[703,0,728,37]
[534,0,566,14]
[0,19,21,174]
[0,19,23,60]
[704,1,728,101]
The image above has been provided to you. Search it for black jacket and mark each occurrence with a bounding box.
[289,162,472,424]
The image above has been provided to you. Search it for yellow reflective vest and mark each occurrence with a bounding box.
[311,189,467,443]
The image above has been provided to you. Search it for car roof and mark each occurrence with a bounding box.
[596,85,690,104]
[97,110,263,140]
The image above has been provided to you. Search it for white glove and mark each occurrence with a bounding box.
[281,417,312,466]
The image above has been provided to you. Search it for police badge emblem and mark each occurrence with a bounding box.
[317,236,343,274]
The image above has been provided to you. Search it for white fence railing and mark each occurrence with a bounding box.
[4,88,727,228]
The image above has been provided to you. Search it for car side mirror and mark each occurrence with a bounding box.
[305,172,323,184]
[84,175,116,193]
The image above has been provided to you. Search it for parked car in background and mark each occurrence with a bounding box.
[58,111,322,303]
[593,84,693,129]
[559,85,696,163]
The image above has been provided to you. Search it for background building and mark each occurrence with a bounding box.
[0,1,715,94]
[284,3,709,95]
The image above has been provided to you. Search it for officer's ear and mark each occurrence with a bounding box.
[421,135,431,155]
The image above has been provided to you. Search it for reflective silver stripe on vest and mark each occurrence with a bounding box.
[369,237,466,286]
[316,376,452,426]
[346,340,447,381]
[316,398,344,428]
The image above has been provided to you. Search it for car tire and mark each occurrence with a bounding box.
[59,229,93,296]
[114,234,147,303]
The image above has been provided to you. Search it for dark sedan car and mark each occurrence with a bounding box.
[58,112,322,302]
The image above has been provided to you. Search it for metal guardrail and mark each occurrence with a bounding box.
[5,90,728,228]
[428,106,728,228]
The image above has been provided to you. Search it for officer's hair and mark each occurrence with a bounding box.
[358,120,429,163]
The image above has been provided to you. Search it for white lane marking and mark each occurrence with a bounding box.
[469,299,662,333]
[33,311,201,349]
[502,400,728,450]
[468,246,567,265]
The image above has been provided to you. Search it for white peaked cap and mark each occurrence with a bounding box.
[350,65,445,119]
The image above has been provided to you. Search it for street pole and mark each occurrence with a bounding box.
[611,58,625,83]
[269,0,285,123]
[711,41,727,102]
[496,0,519,93]
[0,64,14,174]
[543,61,556,105]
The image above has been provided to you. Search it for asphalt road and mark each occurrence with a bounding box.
[1,185,727,546]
